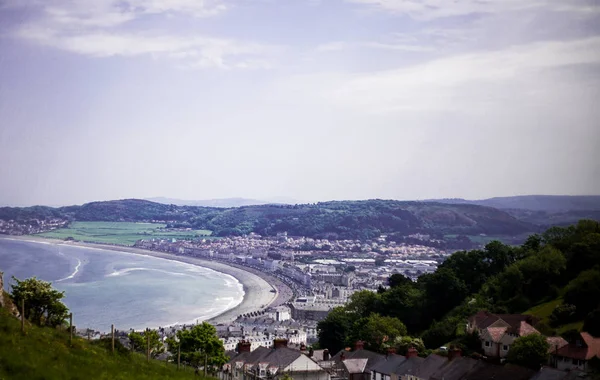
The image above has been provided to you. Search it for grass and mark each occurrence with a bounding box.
[524,298,584,335]
[0,308,207,380]
[33,221,214,246]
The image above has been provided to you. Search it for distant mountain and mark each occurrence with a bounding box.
[145,197,295,208]
[428,195,600,211]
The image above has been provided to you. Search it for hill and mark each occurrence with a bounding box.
[429,195,600,211]
[0,307,201,380]
[146,197,278,208]
[1,196,599,242]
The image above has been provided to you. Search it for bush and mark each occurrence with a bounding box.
[549,304,578,327]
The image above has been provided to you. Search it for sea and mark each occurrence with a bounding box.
[0,238,244,332]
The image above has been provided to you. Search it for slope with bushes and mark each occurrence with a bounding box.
[0,307,203,380]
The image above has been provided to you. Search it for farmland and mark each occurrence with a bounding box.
[33,221,213,246]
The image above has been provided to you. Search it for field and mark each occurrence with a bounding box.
[33,221,213,246]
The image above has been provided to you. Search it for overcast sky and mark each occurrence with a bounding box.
[1,0,599,206]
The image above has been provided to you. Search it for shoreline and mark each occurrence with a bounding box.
[0,235,292,326]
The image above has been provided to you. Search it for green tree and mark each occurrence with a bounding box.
[506,334,549,370]
[583,306,600,338]
[128,330,164,358]
[564,269,600,317]
[317,307,353,354]
[394,336,425,356]
[419,268,468,321]
[168,322,227,368]
[346,290,380,317]
[351,314,407,352]
[388,274,412,288]
[10,276,69,327]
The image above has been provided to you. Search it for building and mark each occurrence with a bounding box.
[550,332,600,372]
[467,311,540,358]
[226,339,329,380]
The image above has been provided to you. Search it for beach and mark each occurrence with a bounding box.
[0,236,291,326]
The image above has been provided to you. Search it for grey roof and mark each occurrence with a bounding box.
[429,357,479,380]
[331,349,385,372]
[229,346,306,372]
[411,354,447,379]
[370,355,407,375]
[343,358,369,374]
[391,357,425,377]
[461,362,535,380]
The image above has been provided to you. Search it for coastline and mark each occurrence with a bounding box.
[0,235,292,326]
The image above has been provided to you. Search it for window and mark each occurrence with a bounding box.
[485,341,491,347]
[503,345,509,351]
[572,359,585,366]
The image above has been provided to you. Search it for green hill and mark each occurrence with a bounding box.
[0,307,203,380]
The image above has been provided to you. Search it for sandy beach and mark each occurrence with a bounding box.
[1,236,292,325]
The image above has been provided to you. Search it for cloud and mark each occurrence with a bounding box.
[6,0,273,69]
[345,0,597,20]
[281,37,600,114]
[316,40,433,52]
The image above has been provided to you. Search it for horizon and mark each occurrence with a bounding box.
[1,0,599,206]
[4,193,600,208]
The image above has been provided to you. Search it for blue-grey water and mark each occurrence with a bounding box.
[0,238,244,331]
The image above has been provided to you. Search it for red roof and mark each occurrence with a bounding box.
[555,332,600,360]
[488,327,508,343]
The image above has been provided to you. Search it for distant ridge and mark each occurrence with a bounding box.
[427,195,600,212]
[145,197,297,208]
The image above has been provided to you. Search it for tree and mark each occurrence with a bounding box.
[346,290,379,317]
[564,269,600,317]
[10,276,69,327]
[129,330,164,358]
[388,274,412,288]
[317,307,353,354]
[506,334,549,370]
[583,307,600,337]
[394,336,425,356]
[168,322,227,368]
[419,268,468,321]
[351,314,407,352]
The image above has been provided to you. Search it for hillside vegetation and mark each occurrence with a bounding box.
[1,197,599,242]
[317,220,600,353]
[0,307,203,380]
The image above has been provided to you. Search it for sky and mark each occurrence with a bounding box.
[0,0,599,206]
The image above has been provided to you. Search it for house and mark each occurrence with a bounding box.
[329,341,385,380]
[468,311,540,358]
[550,332,600,372]
[371,353,407,380]
[226,339,330,380]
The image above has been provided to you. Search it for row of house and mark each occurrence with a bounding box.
[222,335,600,380]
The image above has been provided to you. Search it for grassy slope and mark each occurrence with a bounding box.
[524,298,584,335]
[34,221,212,246]
[0,309,203,380]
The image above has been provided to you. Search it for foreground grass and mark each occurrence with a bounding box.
[0,309,205,380]
[33,221,213,246]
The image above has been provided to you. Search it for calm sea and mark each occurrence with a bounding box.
[0,238,244,331]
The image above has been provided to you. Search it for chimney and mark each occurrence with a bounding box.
[354,341,365,351]
[237,340,252,353]
[273,338,289,349]
[308,347,314,357]
[340,352,346,361]
[386,347,396,356]
[323,349,330,361]
[406,347,418,358]
[448,348,462,361]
